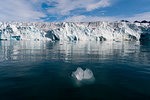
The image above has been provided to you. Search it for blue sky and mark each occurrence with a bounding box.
[0,0,150,22]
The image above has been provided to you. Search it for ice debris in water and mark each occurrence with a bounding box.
[72,67,94,81]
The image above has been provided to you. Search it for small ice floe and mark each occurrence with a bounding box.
[72,67,94,81]
[71,67,95,87]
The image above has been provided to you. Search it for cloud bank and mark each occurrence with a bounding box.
[0,0,46,21]
[47,0,111,15]
[0,0,150,22]
[64,12,150,22]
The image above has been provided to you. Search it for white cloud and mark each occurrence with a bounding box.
[64,15,87,22]
[0,0,150,22]
[47,0,111,15]
[64,15,118,22]
[86,0,110,11]
[0,0,47,21]
[64,12,150,22]
[126,12,150,21]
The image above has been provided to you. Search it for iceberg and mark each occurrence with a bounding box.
[71,67,95,87]
[72,67,94,81]
[0,22,150,41]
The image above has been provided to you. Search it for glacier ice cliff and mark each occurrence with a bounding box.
[0,22,49,41]
[0,22,150,41]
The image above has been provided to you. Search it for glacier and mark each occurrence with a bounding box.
[0,22,150,41]
[0,22,50,41]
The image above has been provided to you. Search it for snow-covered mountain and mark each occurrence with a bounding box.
[0,22,150,41]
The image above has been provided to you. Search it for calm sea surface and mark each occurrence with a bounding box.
[0,41,150,100]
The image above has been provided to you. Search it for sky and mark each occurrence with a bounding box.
[0,0,150,22]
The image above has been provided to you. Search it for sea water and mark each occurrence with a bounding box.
[0,40,150,100]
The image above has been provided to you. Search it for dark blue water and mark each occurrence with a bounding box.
[0,41,150,100]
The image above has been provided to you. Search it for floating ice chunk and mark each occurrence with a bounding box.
[72,67,84,81]
[83,68,94,80]
[72,67,95,87]
[72,67,94,81]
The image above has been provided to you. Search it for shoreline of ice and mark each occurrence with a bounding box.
[0,22,150,41]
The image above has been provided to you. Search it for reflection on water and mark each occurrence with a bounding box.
[0,40,150,100]
[57,41,141,63]
[0,41,47,62]
[1,40,150,65]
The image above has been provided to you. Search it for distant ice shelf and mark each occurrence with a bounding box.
[0,22,150,41]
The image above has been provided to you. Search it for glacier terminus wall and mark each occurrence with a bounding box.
[0,22,150,41]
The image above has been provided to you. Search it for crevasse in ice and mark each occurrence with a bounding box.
[0,22,150,41]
